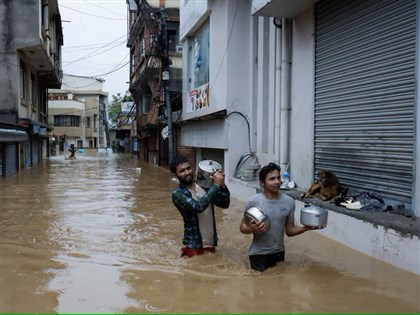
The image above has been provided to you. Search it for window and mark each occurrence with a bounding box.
[54,115,80,127]
[150,33,158,49]
[42,4,49,30]
[130,48,135,73]
[20,61,27,100]
[192,21,209,89]
[86,116,91,128]
[187,20,210,113]
[140,37,145,57]
[167,29,177,53]
[142,95,151,113]
[93,114,98,129]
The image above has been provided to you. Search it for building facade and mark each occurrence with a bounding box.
[0,0,63,175]
[179,0,420,275]
[48,74,108,151]
[110,101,137,153]
[127,0,184,166]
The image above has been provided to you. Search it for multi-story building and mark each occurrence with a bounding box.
[179,0,420,275]
[127,0,184,166]
[48,74,108,151]
[0,0,63,175]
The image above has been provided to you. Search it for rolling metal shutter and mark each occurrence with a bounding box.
[314,0,416,204]
[5,144,17,175]
[32,138,39,164]
[0,145,4,176]
[24,141,31,167]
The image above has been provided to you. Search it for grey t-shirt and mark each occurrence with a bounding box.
[244,193,295,255]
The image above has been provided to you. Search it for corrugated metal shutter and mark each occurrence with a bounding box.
[314,0,416,204]
[0,145,4,176]
[201,148,225,169]
[5,144,17,175]
[32,138,39,164]
[24,141,31,167]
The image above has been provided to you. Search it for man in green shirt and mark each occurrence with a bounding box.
[170,156,230,258]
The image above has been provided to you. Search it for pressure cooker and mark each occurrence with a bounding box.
[300,204,328,227]
[196,160,222,188]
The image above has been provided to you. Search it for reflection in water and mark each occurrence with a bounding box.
[0,151,419,313]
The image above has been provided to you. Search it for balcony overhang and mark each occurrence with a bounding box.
[21,42,54,72]
[20,43,62,88]
[252,0,318,17]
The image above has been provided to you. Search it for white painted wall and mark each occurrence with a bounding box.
[289,8,316,189]
[181,0,252,179]
[294,200,420,275]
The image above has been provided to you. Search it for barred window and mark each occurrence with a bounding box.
[54,115,80,127]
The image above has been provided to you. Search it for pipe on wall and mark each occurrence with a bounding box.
[274,18,282,164]
[279,18,292,171]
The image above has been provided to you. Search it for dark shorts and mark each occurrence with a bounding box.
[249,251,285,271]
[180,247,216,258]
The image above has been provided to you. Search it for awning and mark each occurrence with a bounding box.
[0,128,28,142]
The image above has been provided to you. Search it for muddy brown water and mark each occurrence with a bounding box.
[0,151,419,313]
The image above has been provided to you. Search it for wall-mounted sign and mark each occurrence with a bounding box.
[189,82,209,112]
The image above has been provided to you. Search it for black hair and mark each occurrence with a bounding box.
[169,155,190,173]
[259,162,281,183]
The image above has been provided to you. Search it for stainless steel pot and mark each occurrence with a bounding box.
[244,206,271,232]
[196,160,222,188]
[300,204,328,227]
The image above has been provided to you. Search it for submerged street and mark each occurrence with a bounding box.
[0,151,419,313]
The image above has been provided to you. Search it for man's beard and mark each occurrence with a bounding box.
[179,174,194,186]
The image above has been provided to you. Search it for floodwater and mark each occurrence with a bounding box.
[0,151,419,314]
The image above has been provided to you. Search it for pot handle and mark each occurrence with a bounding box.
[209,161,218,172]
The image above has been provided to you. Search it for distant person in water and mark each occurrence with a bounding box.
[68,144,76,160]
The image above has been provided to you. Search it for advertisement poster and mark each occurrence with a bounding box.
[189,82,209,112]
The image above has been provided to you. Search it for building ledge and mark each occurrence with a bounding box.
[229,177,420,238]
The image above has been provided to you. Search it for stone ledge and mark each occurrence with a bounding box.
[283,189,420,238]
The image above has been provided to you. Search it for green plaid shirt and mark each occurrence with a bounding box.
[172,183,230,250]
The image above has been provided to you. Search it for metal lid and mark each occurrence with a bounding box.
[198,160,221,172]
[302,204,328,214]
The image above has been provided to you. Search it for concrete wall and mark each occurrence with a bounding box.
[289,8,316,189]
[294,199,420,276]
[181,0,252,177]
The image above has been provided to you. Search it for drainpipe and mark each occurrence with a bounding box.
[280,18,292,172]
[274,18,282,164]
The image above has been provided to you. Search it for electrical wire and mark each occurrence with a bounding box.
[225,111,252,153]
[59,4,126,20]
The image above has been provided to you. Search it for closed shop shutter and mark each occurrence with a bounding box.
[0,145,4,176]
[32,138,39,164]
[201,148,225,168]
[24,141,31,167]
[314,0,416,204]
[5,144,17,175]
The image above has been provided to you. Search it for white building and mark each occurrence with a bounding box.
[179,0,420,275]
[48,74,109,150]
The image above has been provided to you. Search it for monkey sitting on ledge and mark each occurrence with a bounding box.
[301,170,340,201]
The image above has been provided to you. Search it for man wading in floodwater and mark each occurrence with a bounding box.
[170,156,230,258]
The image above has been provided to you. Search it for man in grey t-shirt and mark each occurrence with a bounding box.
[240,163,324,271]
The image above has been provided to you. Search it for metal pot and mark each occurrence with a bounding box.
[244,206,271,232]
[196,160,222,188]
[300,204,328,227]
